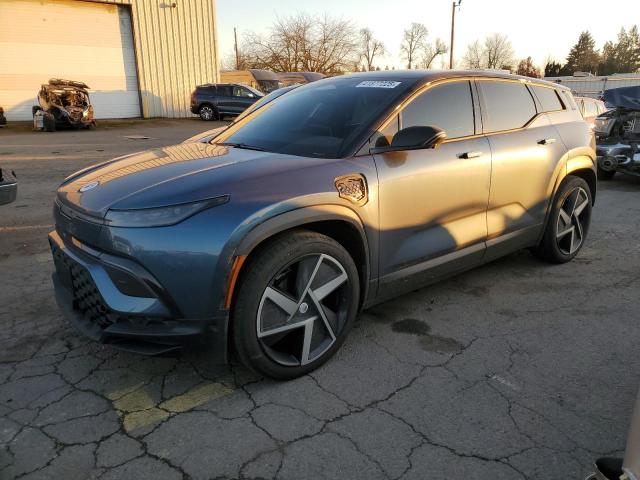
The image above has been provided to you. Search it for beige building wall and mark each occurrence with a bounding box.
[102,0,219,118]
[0,0,219,119]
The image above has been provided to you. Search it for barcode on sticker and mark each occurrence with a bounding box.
[355,81,401,89]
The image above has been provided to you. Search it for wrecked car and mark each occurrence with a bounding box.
[33,79,95,132]
[594,86,640,180]
[0,168,17,206]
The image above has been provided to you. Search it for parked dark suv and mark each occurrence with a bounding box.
[50,71,596,379]
[190,83,264,121]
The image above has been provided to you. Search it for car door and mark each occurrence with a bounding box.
[231,86,258,114]
[477,79,567,253]
[214,85,235,115]
[373,80,491,293]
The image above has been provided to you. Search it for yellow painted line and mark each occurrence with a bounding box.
[111,381,234,433]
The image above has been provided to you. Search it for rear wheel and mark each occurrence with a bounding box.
[199,104,217,121]
[232,230,359,379]
[534,176,592,263]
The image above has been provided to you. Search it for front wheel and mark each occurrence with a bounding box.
[534,176,592,263]
[232,230,360,379]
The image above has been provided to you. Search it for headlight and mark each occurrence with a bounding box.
[104,195,229,228]
[594,118,615,135]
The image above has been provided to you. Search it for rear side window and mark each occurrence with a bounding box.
[562,91,578,111]
[532,86,564,112]
[479,81,537,132]
[217,86,232,97]
[401,81,475,139]
[584,100,598,117]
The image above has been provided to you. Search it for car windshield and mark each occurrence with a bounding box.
[235,86,297,122]
[216,76,413,158]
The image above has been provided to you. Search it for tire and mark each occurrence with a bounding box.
[32,106,42,116]
[232,230,360,379]
[534,176,592,264]
[43,112,56,132]
[597,165,615,180]
[198,104,217,121]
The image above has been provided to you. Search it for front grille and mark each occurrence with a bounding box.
[51,244,115,329]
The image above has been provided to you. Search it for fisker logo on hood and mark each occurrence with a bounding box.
[79,181,99,192]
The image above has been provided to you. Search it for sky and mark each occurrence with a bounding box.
[216,0,639,70]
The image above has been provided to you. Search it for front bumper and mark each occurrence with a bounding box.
[49,230,228,359]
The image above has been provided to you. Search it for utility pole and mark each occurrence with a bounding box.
[234,27,239,70]
[449,0,462,69]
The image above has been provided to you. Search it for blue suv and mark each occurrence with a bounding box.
[190,83,264,121]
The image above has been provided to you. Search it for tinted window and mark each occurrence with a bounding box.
[584,99,598,117]
[217,86,232,97]
[197,86,216,95]
[479,81,537,132]
[401,81,475,138]
[217,77,412,158]
[532,86,564,112]
[371,114,399,148]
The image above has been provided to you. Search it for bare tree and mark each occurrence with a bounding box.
[400,23,428,69]
[484,33,515,70]
[359,28,386,71]
[462,39,484,69]
[420,38,448,68]
[241,13,359,74]
[462,34,515,70]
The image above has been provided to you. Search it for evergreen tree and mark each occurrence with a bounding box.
[544,60,562,77]
[564,31,600,74]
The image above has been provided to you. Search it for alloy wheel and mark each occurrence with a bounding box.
[556,186,589,255]
[256,254,350,366]
[200,106,213,120]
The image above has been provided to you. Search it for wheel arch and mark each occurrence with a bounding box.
[567,167,597,205]
[227,206,371,312]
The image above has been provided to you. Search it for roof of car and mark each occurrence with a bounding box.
[343,70,570,90]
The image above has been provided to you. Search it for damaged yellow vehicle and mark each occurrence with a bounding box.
[33,79,95,132]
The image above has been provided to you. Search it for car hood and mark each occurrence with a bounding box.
[604,86,640,110]
[57,142,322,217]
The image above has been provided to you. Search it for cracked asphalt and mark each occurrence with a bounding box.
[1,120,639,479]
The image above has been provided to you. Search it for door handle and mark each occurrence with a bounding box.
[458,151,483,159]
[538,138,556,145]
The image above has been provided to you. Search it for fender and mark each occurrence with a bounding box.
[538,147,596,243]
[221,203,373,311]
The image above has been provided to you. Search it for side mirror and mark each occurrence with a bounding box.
[372,126,446,154]
[0,168,17,206]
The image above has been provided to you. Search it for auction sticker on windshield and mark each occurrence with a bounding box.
[355,81,401,89]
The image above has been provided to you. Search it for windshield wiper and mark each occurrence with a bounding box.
[219,142,266,152]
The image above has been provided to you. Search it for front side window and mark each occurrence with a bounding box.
[233,86,253,98]
[401,81,475,139]
[479,80,537,132]
[216,77,413,158]
[532,86,564,112]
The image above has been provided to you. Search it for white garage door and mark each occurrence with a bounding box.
[0,0,140,121]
